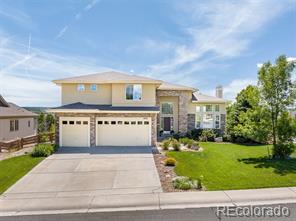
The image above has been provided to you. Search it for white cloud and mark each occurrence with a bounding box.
[257,63,263,68]
[55,25,68,40]
[287,57,296,62]
[0,33,112,106]
[84,0,100,11]
[223,78,257,100]
[149,0,293,77]
[55,0,100,39]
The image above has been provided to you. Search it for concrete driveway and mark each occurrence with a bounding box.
[3,146,162,199]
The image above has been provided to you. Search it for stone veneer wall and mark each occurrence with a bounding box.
[55,112,157,147]
[156,90,191,134]
[187,114,195,131]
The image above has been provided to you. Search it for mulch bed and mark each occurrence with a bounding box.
[153,147,204,192]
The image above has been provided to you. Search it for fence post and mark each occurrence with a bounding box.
[20,138,23,149]
[0,142,2,153]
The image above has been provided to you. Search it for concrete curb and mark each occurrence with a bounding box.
[1,187,296,216]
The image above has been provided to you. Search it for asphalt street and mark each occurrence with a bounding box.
[1,203,295,221]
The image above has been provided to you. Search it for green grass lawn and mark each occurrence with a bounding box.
[167,142,296,191]
[0,155,44,194]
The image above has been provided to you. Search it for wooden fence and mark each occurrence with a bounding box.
[0,133,55,152]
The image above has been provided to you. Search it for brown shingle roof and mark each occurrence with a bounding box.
[0,96,38,118]
[53,71,163,84]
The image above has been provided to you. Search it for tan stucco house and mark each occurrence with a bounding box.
[0,95,37,141]
[49,71,228,147]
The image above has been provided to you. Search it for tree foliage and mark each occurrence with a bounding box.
[258,55,296,158]
[226,85,270,143]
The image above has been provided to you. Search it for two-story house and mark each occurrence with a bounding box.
[49,71,228,147]
[0,95,37,141]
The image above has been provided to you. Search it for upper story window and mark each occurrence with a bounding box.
[215,104,220,112]
[90,84,97,92]
[205,105,212,112]
[161,103,173,115]
[126,84,142,101]
[77,84,85,92]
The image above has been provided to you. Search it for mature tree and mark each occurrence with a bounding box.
[38,112,46,133]
[45,113,55,132]
[258,55,296,158]
[226,85,270,143]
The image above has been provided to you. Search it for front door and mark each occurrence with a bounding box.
[163,117,171,131]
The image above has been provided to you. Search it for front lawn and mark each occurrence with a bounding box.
[0,155,44,194]
[167,142,296,190]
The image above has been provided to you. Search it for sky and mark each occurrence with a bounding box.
[0,0,295,107]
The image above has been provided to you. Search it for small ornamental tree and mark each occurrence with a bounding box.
[258,55,296,158]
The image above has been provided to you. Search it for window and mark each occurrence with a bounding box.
[90,84,97,91]
[111,121,116,125]
[215,105,220,112]
[76,121,81,125]
[104,121,109,125]
[124,121,129,125]
[161,103,173,115]
[196,106,201,113]
[77,84,85,92]
[118,121,123,125]
[10,120,14,131]
[126,84,142,100]
[215,115,220,129]
[131,121,136,125]
[28,120,31,127]
[206,105,212,112]
[137,121,143,125]
[14,120,19,131]
[62,121,68,125]
[69,121,74,125]
[83,121,88,125]
[144,121,149,125]
[98,121,103,125]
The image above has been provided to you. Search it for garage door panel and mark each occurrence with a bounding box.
[96,117,151,146]
[60,117,90,147]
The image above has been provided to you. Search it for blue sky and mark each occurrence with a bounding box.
[0,0,295,106]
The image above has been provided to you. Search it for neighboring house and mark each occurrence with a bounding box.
[49,71,228,147]
[0,95,38,141]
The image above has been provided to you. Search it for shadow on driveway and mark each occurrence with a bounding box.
[56,146,153,155]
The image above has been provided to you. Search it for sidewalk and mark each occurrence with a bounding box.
[1,187,296,216]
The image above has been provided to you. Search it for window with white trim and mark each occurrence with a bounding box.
[161,103,173,115]
[215,104,220,112]
[205,105,212,112]
[215,115,220,129]
[126,84,142,100]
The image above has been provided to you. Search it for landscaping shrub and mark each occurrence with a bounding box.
[172,176,200,190]
[179,137,190,145]
[172,132,181,140]
[164,157,177,166]
[200,129,216,142]
[192,141,200,150]
[187,139,194,149]
[272,142,295,159]
[31,144,55,157]
[172,139,181,151]
[190,129,203,140]
[162,139,171,150]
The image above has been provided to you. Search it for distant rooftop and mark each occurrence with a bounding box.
[0,95,38,118]
[192,92,228,103]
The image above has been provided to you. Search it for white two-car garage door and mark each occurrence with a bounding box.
[60,117,90,147]
[96,117,151,146]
